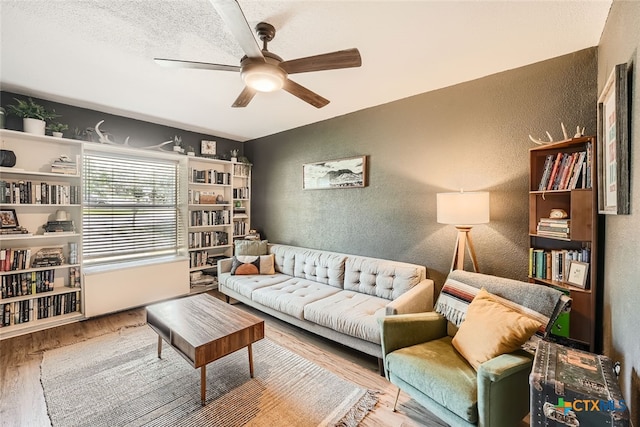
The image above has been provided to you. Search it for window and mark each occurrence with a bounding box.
[83,151,180,264]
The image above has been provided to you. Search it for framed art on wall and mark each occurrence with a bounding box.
[303,156,367,190]
[597,63,630,214]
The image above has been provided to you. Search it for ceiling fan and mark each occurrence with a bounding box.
[154,0,361,109]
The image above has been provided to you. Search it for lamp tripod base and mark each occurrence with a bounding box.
[450,226,480,273]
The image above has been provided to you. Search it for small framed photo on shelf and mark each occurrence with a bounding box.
[0,209,19,229]
[597,62,630,215]
[566,261,589,289]
[201,140,216,156]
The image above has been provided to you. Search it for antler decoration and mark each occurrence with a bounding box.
[529,122,585,145]
[95,120,130,146]
[142,135,181,151]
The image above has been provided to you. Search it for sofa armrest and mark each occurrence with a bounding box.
[476,350,534,427]
[217,258,233,274]
[385,278,434,315]
[378,312,447,356]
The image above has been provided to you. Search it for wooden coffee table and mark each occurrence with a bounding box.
[145,293,264,405]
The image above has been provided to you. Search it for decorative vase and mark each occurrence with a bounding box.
[23,118,46,135]
[52,131,63,138]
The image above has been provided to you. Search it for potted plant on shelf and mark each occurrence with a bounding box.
[6,97,60,135]
[47,122,69,138]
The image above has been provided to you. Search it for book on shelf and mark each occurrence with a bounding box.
[1,181,80,205]
[537,218,570,238]
[1,269,56,298]
[0,248,32,271]
[529,246,590,283]
[537,149,589,191]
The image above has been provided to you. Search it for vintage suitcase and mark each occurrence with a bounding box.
[530,341,629,426]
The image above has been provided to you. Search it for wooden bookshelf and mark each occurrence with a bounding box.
[528,136,602,352]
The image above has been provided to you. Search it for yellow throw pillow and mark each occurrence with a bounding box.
[452,288,542,370]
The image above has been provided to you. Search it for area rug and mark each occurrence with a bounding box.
[40,326,378,427]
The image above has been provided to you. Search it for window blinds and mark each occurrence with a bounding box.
[83,152,179,264]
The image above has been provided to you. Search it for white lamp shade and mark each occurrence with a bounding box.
[437,191,490,226]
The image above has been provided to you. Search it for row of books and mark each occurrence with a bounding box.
[233,187,249,199]
[1,269,56,298]
[0,181,80,205]
[0,248,33,271]
[188,231,228,249]
[537,143,592,191]
[190,209,231,227]
[529,246,591,282]
[234,221,248,237]
[537,218,570,239]
[233,164,251,178]
[189,250,215,269]
[189,168,231,185]
[1,292,80,326]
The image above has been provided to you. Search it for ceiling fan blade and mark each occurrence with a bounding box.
[209,0,264,60]
[280,48,362,74]
[232,86,257,108]
[282,79,330,108]
[154,58,240,72]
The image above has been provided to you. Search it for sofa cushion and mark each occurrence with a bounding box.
[344,256,425,300]
[386,336,478,423]
[452,288,542,370]
[220,273,291,299]
[252,278,342,320]
[269,244,299,276]
[294,249,347,288]
[303,291,387,343]
[232,255,276,275]
[231,256,260,275]
[235,239,268,256]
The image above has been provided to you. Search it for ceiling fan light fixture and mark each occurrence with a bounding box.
[241,62,286,92]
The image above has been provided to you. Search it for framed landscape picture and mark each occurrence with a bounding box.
[597,63,629,214]
[303,156,367,190]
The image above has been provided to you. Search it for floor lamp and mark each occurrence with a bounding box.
[437,191,490,273]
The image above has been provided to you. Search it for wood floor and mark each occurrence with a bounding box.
[0,291,527,426]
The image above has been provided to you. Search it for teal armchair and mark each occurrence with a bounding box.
[378,270,569,427]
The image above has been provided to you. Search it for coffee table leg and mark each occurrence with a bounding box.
[248,343,254,378]
[201,365,206,405]
[157,335,162,358]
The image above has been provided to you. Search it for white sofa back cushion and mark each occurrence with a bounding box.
[344,256,426,300]
[270,245,346,288]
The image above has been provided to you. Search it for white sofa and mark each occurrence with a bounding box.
[217,244,434,359]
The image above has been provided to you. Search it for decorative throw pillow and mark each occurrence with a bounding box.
[230,254,276,275]
[452,288,542,370]
[231,256,260,275]
[234,239,268,256]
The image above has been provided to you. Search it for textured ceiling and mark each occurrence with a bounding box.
[0,1,611,141]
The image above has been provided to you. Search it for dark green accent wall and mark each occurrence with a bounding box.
[0,91,243,156]
[246,48,597,288]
